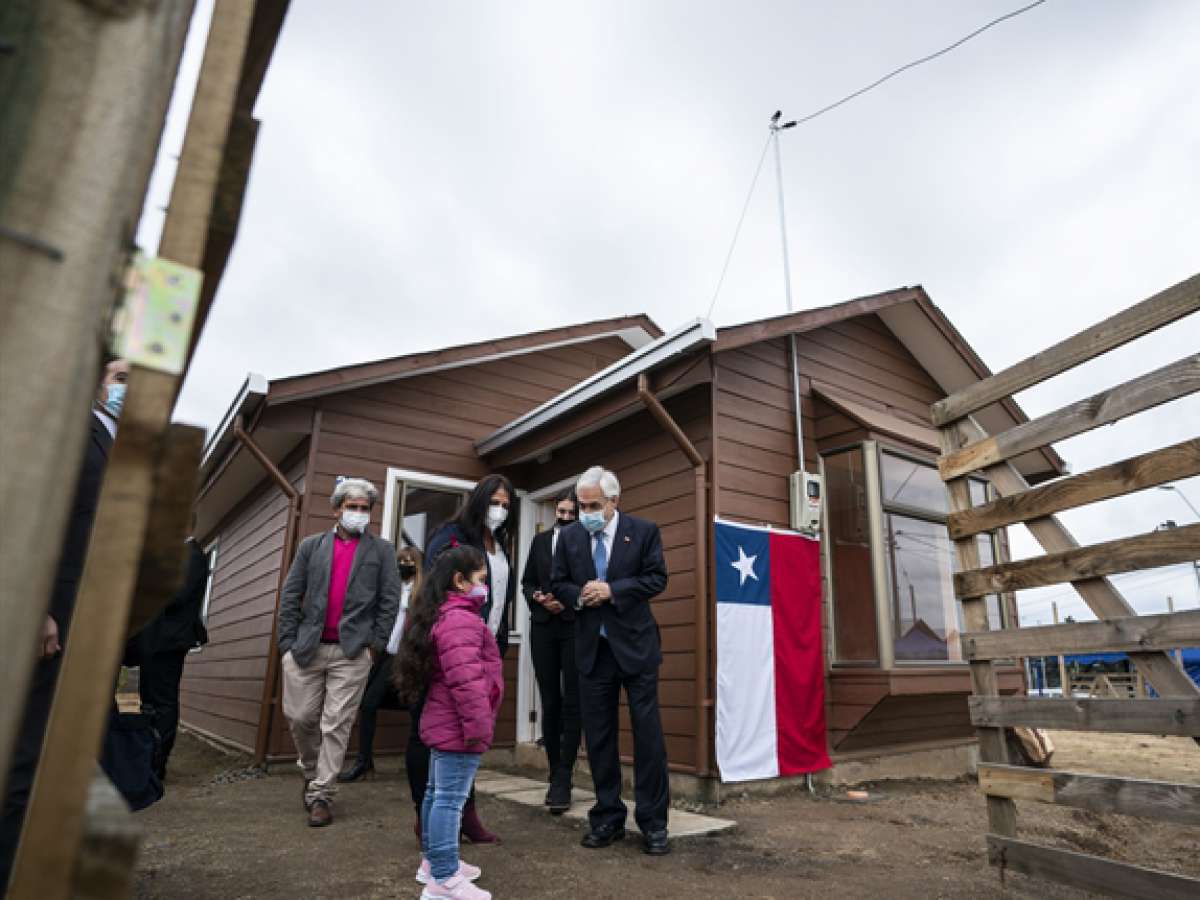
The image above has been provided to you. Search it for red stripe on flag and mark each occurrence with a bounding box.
[769,532,831,775]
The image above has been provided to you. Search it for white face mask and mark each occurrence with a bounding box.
[486,504,508,532]
[340,510,369,534]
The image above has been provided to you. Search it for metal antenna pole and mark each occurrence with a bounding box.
[770,112,805,474]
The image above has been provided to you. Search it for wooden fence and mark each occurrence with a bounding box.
[932,273,1200,898]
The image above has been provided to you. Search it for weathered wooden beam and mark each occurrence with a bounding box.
[947,438,1200,539]
[939,429,1017,838]
[939,354,1200,480]
[963,610,1200,661]
[954,524,1200,598]
[931,273,1200,426]
[0,0,195,798]
[968,696,1200,736]
[987,834,1200,900]
[945,418,1200,702]
[978,764,1200,826]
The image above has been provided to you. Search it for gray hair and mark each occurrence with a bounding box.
[576,466,620,499]
[331,476,379,509]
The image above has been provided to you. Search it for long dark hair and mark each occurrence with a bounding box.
[448,473,515,548]
[394,544,486,705]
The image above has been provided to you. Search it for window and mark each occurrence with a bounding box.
[823,448,878,663]
[193,540,220,652]
[881,450,1003,663]
[394,483,469,551]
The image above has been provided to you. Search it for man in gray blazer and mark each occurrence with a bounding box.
[278,477,400,826]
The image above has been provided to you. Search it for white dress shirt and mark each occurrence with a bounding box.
[385,581,412,656]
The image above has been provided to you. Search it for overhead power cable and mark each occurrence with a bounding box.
[705,0,1049,319]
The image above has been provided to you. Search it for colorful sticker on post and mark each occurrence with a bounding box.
[115,254,203,374]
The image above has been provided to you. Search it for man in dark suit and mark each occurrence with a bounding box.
[1,358,128,889]
[551,466,671,856]
[131,533,210,780]
[521,489,580,815]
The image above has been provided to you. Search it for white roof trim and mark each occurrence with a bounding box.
[199,372,269,471]
[475,318,716,456]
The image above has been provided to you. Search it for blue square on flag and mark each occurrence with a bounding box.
[715,521,770,605]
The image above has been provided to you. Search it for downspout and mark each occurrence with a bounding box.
[233,416,302,765]
[636,374,711,777]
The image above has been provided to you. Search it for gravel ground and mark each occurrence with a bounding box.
[133,731,1199,899]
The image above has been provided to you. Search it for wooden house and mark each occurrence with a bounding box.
[187,288,1062,784]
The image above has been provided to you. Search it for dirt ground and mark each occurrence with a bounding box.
[134,731,1199,900]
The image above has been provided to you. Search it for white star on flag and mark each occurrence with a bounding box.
[730,546,758,587]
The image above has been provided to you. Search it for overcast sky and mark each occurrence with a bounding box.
[140,0,1199,622]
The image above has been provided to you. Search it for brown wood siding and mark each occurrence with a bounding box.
[509,386,711,770]
[264,336,631,755]
[181,452,307,753]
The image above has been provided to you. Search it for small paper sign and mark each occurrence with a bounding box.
[114,254,203,374]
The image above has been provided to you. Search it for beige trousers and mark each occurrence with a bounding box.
[281,643,373,804]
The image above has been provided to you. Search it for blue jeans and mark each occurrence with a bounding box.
[421,749,483,882]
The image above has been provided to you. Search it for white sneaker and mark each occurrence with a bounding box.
[416,857,482,885]
[420,873,491,900]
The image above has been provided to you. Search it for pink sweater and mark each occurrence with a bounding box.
[418,592,504,753]
[323,535,358,641]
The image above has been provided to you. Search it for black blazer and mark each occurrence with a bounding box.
[520,529,575,625]
[550,513,668,676]
[135,539,210,656]
[50,413,114,639]
[425,522,513,657]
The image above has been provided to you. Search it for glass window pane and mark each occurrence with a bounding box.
[887,514,962,661]
[397,485,465,550]
[881,452,949,514]
[825,449,878,663]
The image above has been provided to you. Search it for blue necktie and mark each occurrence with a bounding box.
[593,533,608,638]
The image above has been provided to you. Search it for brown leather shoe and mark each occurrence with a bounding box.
[308,798,332,827]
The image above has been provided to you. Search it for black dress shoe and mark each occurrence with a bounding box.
[337,758,375,783]
[546,776,572,815]
[581,823,626,848]
[642,829,670,856]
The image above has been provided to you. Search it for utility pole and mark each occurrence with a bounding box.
[1052,601,1068,695]
[769,110,808,475]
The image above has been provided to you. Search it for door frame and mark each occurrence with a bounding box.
[515,475,578,744]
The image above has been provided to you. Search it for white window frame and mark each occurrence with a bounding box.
[380,466,477,552]
[191,539,220,653]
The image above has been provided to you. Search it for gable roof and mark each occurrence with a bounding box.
[476,286,1066,481]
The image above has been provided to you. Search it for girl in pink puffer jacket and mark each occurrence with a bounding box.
[395,545,503,900]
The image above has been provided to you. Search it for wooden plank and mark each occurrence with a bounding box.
[947,418,1200,702]
[932,273,1200,426]
[968,696,1200,736]
[979,764,1200,825]
[938,424,1017,837]
[963,610,1200,660]
[947,438,1200,539]
[954,524,1200,598]
[939,353,1200,480]
[987,834,1200,899]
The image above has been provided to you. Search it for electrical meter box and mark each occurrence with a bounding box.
[789,471,823,533]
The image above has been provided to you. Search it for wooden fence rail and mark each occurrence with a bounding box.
[934,275,1200,898]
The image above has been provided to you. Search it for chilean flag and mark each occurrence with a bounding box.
[715,518,830,782]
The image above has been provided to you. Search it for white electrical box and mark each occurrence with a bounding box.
[789,471,823,533]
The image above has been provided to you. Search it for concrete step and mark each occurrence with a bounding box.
[474,769,736,838]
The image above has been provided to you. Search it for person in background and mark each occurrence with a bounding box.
[520,489,580,814]
[551,466,672,856]
[1,357,128,890]
[339,545,423,784]
[396,545,500,900]
[277,477,400,828]
[133,525,210,781]
[417,474,515,844]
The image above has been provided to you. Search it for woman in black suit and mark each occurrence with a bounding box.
[410,473,516,844]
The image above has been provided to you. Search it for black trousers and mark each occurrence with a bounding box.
[1,656,61,890]
[139,650,189,778]
[530,620,580,779]
[578,638,669,834]
[355,653,404,761]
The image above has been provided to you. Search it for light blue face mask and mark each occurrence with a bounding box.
[579,510,607,534]
[104,383,127,417]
